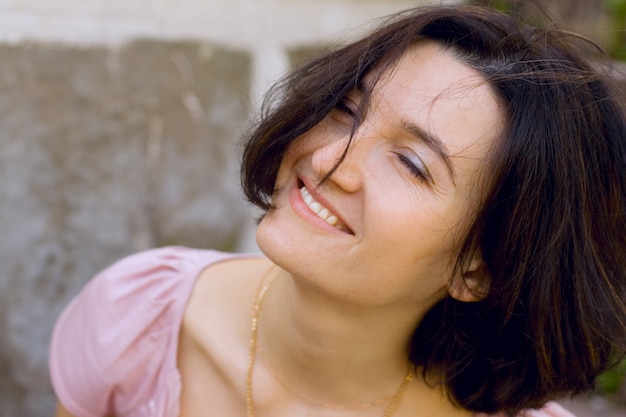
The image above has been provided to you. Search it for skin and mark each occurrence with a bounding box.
[257,42,500,309]
[254,40,502,415]
[55,41,503,417]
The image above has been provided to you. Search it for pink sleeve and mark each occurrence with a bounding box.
[478,402,578,417]
[49,246,203,417]
[522,402,578,417]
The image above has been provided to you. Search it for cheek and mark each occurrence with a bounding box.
[272,135,315,186]
[369,193,471,258]
[272,148,301,192]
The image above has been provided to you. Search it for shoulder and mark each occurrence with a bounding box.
[174,256,274,414]
[52,246,241,357]
[181,255,273,359]
[49,246,251,417]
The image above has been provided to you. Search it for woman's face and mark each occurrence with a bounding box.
[257,41,503,309]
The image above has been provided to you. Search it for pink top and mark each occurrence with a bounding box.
[49,246,576,417]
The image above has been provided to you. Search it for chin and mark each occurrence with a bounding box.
[255,213,291,265]
[255,213,321,283]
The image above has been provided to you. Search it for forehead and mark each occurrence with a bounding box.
[369,41,503,161]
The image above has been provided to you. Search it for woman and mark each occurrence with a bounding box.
[50,4,626,417]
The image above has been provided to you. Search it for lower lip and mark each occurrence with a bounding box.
[289,184,346,234]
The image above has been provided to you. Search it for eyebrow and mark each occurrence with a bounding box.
[355,78,456,183]
[400,120,456,183]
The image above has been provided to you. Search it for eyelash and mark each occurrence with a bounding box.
[334,99,357,117]
[394,153,430,182]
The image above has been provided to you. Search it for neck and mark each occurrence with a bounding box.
[257,268,426,407]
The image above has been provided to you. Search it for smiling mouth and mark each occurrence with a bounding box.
[298,185,353,234]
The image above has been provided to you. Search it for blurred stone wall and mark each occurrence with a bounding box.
[0,39,251,416]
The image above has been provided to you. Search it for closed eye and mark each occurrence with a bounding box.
[394,152,431,183]
[334,99,356,117]
[330,97,360,129]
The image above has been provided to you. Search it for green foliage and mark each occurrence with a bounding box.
[470,0,626,61]
[597,358,626,400]
[605,0,626,60]
[485,0,513,11]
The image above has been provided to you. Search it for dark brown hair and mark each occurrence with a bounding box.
[241,5,626,416]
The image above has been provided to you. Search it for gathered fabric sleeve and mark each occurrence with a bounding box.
[522,402,577,417]
[479,402,577,417]
[49,246,234,417]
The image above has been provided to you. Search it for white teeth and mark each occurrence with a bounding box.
[299,186,345,230]
[310,202,322,214]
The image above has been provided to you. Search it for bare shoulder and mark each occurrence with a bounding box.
[180,255,273,358]
[184,256,272,328]
[176,256,273,415]
[55,403,74,417]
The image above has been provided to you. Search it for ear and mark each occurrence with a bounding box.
[447,251,490,302]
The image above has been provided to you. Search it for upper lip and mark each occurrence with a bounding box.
[299,176,354,235]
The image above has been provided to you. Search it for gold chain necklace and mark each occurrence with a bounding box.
[245,269,414,417]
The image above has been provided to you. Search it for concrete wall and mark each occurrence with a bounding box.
[0,0,442,105]
[0,1,436,415]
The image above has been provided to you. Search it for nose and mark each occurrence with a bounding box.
[311,135,363,193]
